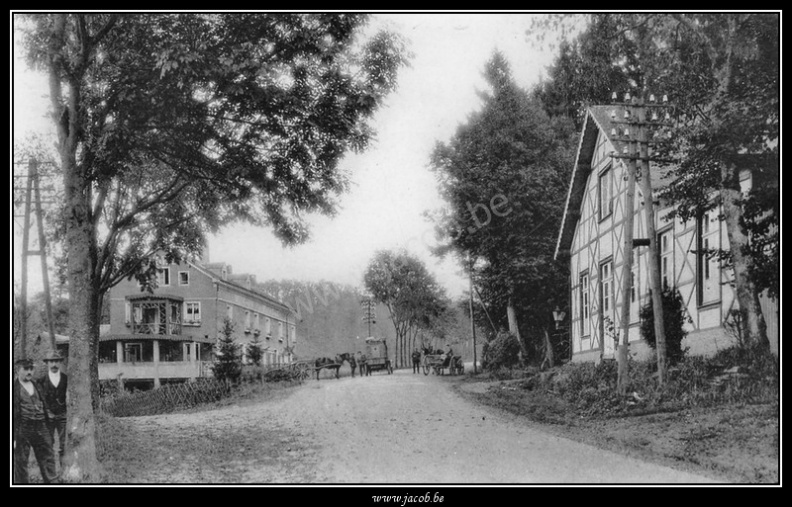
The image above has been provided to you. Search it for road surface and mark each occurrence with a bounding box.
[129,368,721,484]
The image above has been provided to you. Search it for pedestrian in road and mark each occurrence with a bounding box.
[411,348,422,374]
[13,357,58,484]
[38,351,68,471]
[357,351,368,377]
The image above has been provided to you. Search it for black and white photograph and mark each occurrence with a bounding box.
[12,11,779,487]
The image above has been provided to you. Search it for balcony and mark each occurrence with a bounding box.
[127,295,183,336]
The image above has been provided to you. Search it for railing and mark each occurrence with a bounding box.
[99,361,206,381]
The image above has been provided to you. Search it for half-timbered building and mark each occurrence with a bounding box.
[554,106,778,363]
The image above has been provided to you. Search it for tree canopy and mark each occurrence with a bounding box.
[363,249,449,367]
[17,12,410,481]
[427,51,575,358]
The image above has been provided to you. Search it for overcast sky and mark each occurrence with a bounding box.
[12,12,564,300]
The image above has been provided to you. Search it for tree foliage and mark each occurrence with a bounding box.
[19,13,411,295]
[363,249,449,367]
[533,13,778,351]
[17,13,410,481]
[246,333,264,366]
[212,318,242,384]
[427,51,575,361]
[639,288,692,365]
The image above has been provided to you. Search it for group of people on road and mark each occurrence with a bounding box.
[13,351,68,484]
[412,344,454,373]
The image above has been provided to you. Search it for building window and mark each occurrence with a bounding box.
[659,230,673,290]
[278,321,284,342]
[600,261,613,315]
[265,317,271,338]
[125,302,131,326]
[697,212,720,305]
[579,272,590,337]
[178,271,190,286]
[254,313,260,333]
[598,166,613,220]
[184,302,201,325]
[244,311,251,332]
[226,305,233,320]
[157,268,170,287]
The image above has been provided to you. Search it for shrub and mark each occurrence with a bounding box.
[639,288,691,365]
[482,330,522,371]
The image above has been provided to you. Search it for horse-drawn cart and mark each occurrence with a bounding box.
[363,337,393,375]
[423,354,464,376]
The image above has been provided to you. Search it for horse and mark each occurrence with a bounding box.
[315,355,343,380]
[314,353,356,380]
[338,352,357,377]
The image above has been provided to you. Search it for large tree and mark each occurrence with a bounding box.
[363,249,448,368]
[18,13,408,481]
[428,51,575,364]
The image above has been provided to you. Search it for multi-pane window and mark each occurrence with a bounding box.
[698,212,720,305]
[600,261,613,314]
[598,166,613,220]
[178,271,190,286]
[184,302,201,325]
[659,230,673,290]
[580,272,590,337]
[157,268,170,286]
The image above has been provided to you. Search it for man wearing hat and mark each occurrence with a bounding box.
[13,357,57,483]
[38,351,68,471]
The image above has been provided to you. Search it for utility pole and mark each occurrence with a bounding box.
[609,94,639,394]
[14,159,58,358]
[361,297,376,338]
[609,92,675,385]
[468,261,478,374]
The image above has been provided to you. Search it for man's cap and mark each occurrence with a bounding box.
[44,351,64,362]
[15,358,34,369]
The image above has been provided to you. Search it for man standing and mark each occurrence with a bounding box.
[38,351,68,472]
[13,358,58,483]
[411,348,422,374]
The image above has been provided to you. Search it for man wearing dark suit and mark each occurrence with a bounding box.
[38,351,68,471]
[13,357,57,483]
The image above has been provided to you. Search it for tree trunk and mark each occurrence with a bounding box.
[49,15,103,481]
[542,328,555,370]
[637,122,668,384]
[720,166,770,352]
[506,296,528,363]
[61,134,104,483]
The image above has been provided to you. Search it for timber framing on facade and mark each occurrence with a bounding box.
[554,106,778,363]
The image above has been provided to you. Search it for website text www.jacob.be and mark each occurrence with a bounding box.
[372,493,444,506]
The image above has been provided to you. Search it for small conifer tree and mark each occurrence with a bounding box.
[212,318,242,384]
[247,334,264,366]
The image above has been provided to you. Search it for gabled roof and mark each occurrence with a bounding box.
[553,106,675,260]
[188,260,294,315]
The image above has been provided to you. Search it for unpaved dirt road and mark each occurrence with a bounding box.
[128,368,722,484]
